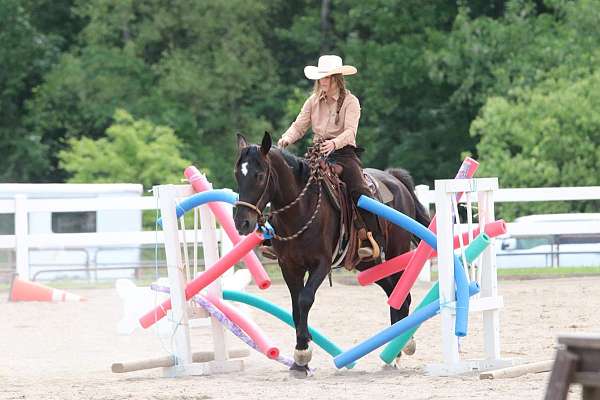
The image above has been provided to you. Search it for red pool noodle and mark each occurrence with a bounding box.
[357,219,506,286]
[184,166,271,290]
[139,231,264,329]
[388,157,479,310]
[206,293,280,359]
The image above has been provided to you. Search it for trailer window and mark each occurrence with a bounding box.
[516,236,553,250]
[558,235,600,245]
[51,212,96,233]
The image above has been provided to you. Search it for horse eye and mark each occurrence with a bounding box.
[256,172,266,181]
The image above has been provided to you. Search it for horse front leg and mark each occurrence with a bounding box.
[279,264,307,370]
[292,261,330,373]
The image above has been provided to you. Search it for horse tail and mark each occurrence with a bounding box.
[385,168,431,228]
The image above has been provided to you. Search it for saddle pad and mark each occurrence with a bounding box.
[364,172,394,204]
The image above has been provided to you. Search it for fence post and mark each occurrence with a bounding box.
[156,185,192,374]
[434,180,460,366]
[15,194,29,279]
[478,187,502,361]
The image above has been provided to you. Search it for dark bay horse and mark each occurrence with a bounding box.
[233,132,430,374]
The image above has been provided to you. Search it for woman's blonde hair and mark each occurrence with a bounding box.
[313,73,346,124]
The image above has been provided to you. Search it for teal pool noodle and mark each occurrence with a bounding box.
[379,232,492,363]
[222,290,355,368]
[464,232,491,263]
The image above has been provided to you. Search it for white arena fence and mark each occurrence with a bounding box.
[0,183,599,282]
[0,185,233,282]
[416,185,600,272]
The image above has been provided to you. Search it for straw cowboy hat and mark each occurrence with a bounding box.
[304,55,357,80]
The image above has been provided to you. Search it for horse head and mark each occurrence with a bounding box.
[233,132,273,235]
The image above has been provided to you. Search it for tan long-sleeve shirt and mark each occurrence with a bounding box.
[281,89,361,149]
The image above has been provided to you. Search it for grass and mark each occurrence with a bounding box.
[497,266,600,278]
[429,266,600,281]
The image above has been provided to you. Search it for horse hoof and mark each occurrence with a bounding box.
[294,346,312,366]
[289,363,313,378]
[394,352,402,368]
[382,361,398,370]
[403,338,416,356]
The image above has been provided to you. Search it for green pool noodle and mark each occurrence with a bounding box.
[222,289,355,368]
[464,233,491,263]
[379,232,492,364]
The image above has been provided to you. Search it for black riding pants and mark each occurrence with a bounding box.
[326,146,380,239]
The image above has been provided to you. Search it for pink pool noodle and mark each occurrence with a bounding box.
[184,166,271,290]
[139,231,264,329]
[388,157,479,310]
[206,293,280,359]
[357,219,506,286]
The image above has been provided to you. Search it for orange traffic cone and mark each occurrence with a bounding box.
[8,274,85,302]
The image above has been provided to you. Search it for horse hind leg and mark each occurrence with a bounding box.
[374,272,416,365]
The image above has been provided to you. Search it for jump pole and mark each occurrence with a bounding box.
[357,219,506,286]
[334,282,481,369]
[357,195,470,337]
[184,166,271,290]
[380,232,494,364]
[223,289,356,368]
[386,157,479,310]
[111,349,251,373]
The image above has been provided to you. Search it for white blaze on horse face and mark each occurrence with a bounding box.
[241,162,249,177]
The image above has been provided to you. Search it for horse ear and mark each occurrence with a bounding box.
[237,133,249,150]
[261,131,272,157]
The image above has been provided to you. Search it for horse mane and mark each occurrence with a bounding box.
[274,147,310,182]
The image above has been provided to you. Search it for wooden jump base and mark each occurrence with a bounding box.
[111,349,250,373]
[480,360,553,380]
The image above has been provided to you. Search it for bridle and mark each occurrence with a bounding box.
[235,142,325,241]
[234,163,273,227]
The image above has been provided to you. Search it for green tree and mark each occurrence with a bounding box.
[59,109,190,189]
[0,0,62,181]
[472,69,600,219]
[272,0,467,184]
[27,0,282,188]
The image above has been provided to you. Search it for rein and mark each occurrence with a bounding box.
[235,140,325,241]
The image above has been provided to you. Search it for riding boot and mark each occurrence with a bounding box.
[356,210,384,261]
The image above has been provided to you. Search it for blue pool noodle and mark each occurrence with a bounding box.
[357,195,470,337]
[157,189,239,226]
[333,282,480,369]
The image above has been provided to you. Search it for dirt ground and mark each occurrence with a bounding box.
[2,276,598,400]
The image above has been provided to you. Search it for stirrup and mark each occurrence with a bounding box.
[259,245,278,260]
[357,231,380,260]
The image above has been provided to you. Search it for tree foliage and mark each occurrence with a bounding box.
[59,109,189,189]
[472,69,600,218]
[0,0,61,181]
[2,0,600,219]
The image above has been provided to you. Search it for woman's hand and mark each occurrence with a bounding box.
[320,139,336,156]
[277,137,290,148]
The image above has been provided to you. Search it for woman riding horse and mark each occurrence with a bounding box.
[233,55,429,375]
[277,55,381,260]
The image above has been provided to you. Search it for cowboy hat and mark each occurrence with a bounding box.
[304,55,357,80]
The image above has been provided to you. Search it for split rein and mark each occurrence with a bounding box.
[235,140,325,242]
